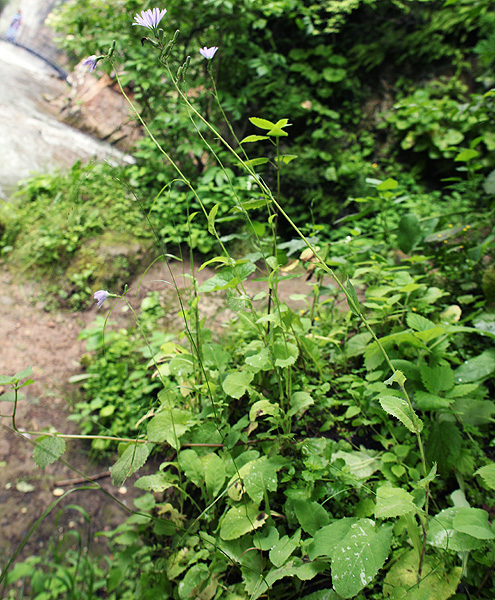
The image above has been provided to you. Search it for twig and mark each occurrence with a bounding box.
[54,470,110,486]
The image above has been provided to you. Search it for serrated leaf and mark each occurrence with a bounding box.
[110,443,151,487]
[475,463,495,490]
[406,312,436,332]
[331,520,393,598]
[375,486,416,518]
[222,370,254,399]
[420,364,455,394]
[269,528,301,567]
[380,395,423,433]
[426,421,461,474]
[147,409,195,449]
[414,390,452,410]
[249,116,276,130]
[220,503,266,540]
[293,500,329,535]
[33,436,66,470]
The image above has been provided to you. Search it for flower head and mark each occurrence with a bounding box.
[199,46,218,60]
[133,8,167,30]
[83,55,98,72]
[94,290,109,309]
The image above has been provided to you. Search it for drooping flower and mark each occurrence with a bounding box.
[133,8,167,30]
[83,55,98,72]
[199,46,218,60]
[94,290,109,308]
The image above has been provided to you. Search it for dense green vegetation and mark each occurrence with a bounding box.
[1,0,495,599]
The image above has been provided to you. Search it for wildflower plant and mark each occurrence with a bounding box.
[3,5,495,600]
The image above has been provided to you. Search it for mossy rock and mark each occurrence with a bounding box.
[64,231,153,306]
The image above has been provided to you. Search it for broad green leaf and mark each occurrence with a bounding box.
[202,342,230,371]
[300,590,341,600]
[249,399,280,421]
[383,549,462,600]
[245,347,272,371]
[249,116,276,130]
[220,503,267,540]
[332,450,381,479]
[453,507,495,539]
[428,508,484,551]
[420,364,455,394]
[397,213,422,253]
[414,390,452,411]
[475,463,495,490]
[307,518,358,560]
[251,559,327,599]
[379,395,423,433]
[33,436,66,469]
[331,520,393,598]
[244,456,284,504]
[426,421,461,475]
[222,370,254,399]
[207,203,219,235]
[375,486,416,518]
[293,500,330,535]
[110,443,151,487]
[168,355,195,378]
[455,348,495,383]
[13,366,33,381]
[147,409,195,449]
[376,178,398,191]
[203,452,226,497]
[455,148,479,162]
[135,472,175,493]
[406,312,435,332]
[273,341,299,368]
[243,157,270,168]
[178,563,210,600]
[179,449,204,487]
[267,127,289,137]
[269,528,301,567]
[240,134,268,143]
[288,391,314,416]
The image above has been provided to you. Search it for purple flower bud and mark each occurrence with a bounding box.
[133,8,167,30]
[94,290,109,308]
[82,55,98,72]
[199,46,218,60]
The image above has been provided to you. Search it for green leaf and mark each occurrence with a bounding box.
[428,508,484,551]
[273,341,299,368]
[420,364,455,394]
[249,116,276,130]
[453,507,495,539]
[414,390,452,411]
[376,178,398,191]
[179,449,204,487]
[379,395,423,433]
[178,563,210,600]
[204,453,226,497]
[455,148,479,162]
[375,486,416,518]
[135,472,175,493]
[243,157,270,168]
[220,503,267,540]
[455,348,495,383]
[249,399,280,421]
[293,500,330,535]
[207,203,219,235]
[147,409,195,449]
[274,154,298,164]
[240,135,268,143]
[383,549,462,600]
[475,463,495,490]
[406,312,435,332]
[288,391,314,417]
[245,347,272,371]
[244,456,283,504]
[33,436,66,469]
[269,528,301,567]
[332,450,381,479]
[307,518,358,560]
[222,370,254,399]
[331,520,393,598]
[267,127,289,137]
[346,277,361,316]
[397,213,422,253]
[110,443,151,487]
[426,421,461,475]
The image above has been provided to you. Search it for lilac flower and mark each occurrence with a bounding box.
[133,8,167,30]
[83,55,98,72]
[94,290,109,309]
[199,46,218,60]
